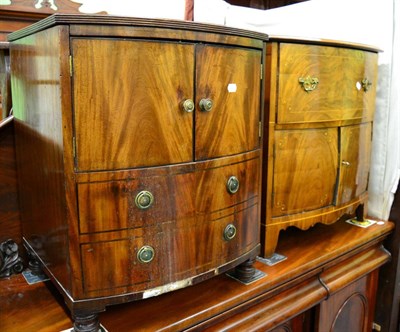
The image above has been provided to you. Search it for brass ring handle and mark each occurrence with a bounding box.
[199,98,213,112]
[299,76,319,92]
[135,190,154,210]
[361,78,372,92]
[181,99,194,113]
[137,245,155,263]
[227,176,240,194]
[223,224,237,241]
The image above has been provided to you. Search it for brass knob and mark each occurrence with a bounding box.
[223,224,237,241]
[181,99,194,113]
[199,98,213,112]
[137,245,155,263]
[227,176,240,194]
[135,191,154,210]
[361,78,372,92]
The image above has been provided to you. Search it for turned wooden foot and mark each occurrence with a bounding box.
[73,312,100,332]
[234,257,256,283]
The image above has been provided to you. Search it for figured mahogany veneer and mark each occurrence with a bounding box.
[8,14,267,330]
[261,40,379,257]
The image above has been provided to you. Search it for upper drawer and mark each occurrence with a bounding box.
[277,43,378,125]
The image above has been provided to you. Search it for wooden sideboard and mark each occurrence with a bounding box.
[1,219,393,331]
[261,38,379,257]
[8,14,267,331]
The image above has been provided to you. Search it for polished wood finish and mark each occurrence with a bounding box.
[277,43,377,125]
[9,15,266,328]
[0,219,393,331]
[262,41,379,257]
[375,192,400,332]
[0,42,11,119]
[0,0,88,41]
[0,116,21,247]
[316,271,379,332]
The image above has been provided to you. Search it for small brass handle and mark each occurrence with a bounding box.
[181,99,194,113]
[361,78,372,92]
[223,224,237,241]
[135,191,154,210]
[342,161,351,166]
[227,176,240,194]
[299,76,319,92]
[199,98,213,112]
[137,245,155,263]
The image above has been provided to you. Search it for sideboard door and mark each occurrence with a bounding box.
[316,271,378,332]
[72,38,195,171]
[195,44,262,160]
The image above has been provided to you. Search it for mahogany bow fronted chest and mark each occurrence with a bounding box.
[9,14,267,329]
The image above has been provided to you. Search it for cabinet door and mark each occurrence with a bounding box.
[316,272,378,332]
[195,45,262,160]
[337,123,372,205]
[72,39,194,171]
[272,128,338,216]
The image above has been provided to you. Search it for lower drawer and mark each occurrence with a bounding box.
[80,200,259,296]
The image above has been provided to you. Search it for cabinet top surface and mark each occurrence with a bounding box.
[268,34,381,52]
[8,13,269,42]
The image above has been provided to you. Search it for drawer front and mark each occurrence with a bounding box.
[77,172,196,234]
[78,156,260,234]
[277,43,378,124]
[273,128,338,216]
[80,198,259,294]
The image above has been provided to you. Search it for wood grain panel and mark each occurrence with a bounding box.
[272,128,338,216]
[80,203,258,297]
[337,123,372,205]
[72,38,194,171]
[317,274,373,332]
[277,43,378,125]
[10,26,71,290]
[77,172,196,234]
[0,117,21,246]
[195,45,261,160]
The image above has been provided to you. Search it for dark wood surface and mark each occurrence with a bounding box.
[375,192,400,332]
[0,219,393,331]
[0,116,21,247]
[9,20,265,326]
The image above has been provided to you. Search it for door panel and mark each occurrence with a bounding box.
[273,128,338,216]
[72,38,194,171]
[195,45,261,160]
[337,123,372,205]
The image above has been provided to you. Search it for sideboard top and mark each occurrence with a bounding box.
[8,13,269,42]
[267,34,382,53]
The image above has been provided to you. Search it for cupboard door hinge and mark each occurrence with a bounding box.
[69,55,73,77]
[260,64,263,80]
[259,121,262,138]
[372,323,381,331]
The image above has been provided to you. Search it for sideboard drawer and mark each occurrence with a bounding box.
[277,43,378,125]
[78,155,259,234]
[80,201,259,296]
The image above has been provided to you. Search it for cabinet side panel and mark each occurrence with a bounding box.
[10,26,71,291]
